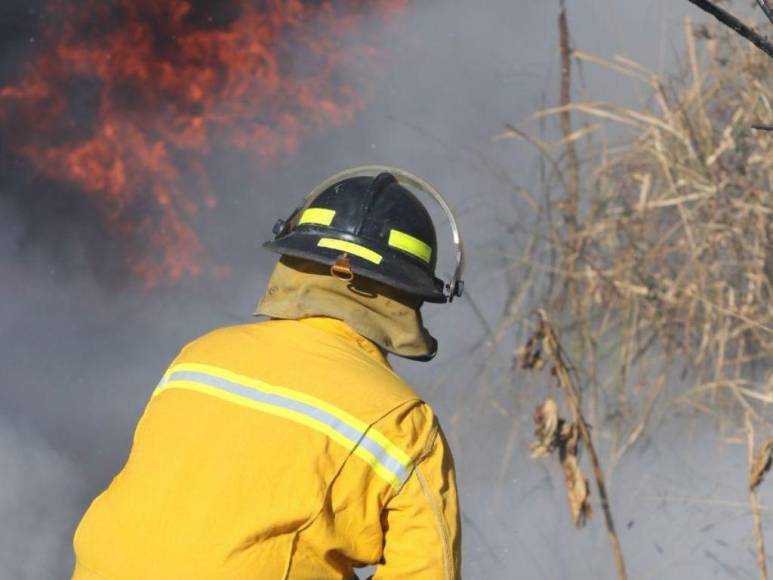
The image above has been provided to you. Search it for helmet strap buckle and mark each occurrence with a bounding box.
[272,218,286,236]
[330,254,354,282]
[447,280,464,302]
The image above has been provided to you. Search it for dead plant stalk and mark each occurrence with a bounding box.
[747,412,773,580]
[525,310,628,580]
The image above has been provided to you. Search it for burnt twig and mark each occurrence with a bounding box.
[757,0,773,25]
[686,0,773,58]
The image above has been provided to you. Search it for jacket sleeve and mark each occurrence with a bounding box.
[374,417,461,580]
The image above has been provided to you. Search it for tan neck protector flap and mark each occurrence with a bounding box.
[255,257,437,360]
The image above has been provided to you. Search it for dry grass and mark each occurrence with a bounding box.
[499,19,772,456]
[485,9,772,579]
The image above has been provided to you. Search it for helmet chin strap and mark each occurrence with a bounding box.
[294,165,465,302]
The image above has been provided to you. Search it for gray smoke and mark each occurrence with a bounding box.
[2,0,769,578]
[0,415,84,579]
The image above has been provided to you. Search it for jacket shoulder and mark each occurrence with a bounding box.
[169,319,422,411]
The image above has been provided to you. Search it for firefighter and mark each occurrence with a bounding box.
[72,165,464,579]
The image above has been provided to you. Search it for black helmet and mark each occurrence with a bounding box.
[264,165,464,303]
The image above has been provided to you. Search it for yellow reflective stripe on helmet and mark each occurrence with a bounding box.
[388,230,432,264]
[317,238,383,264]
[154,363,412,489]
[298,207,336,226]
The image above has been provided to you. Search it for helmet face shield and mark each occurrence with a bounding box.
[265,165,464,303]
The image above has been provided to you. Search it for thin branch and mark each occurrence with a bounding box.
[752,124,773,131]
[686,0,773,59]
[746,413,769,580]
[463,288,495,342]
[558,0,580,240]
[532,311,629,580]
[757,0,773,25]
[609,374,665,475]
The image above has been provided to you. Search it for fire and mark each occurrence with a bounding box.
[1,0,406,285]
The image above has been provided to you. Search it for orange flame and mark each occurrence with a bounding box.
[1,0,406,285]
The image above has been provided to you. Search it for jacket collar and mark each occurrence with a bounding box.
[298,317,390,367]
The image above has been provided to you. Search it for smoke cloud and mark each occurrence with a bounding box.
[1,0,766,578]
[0,416,84,578]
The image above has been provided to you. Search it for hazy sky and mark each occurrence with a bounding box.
[1,1,769,578]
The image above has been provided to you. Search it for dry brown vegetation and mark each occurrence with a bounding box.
[521,311,626,578]
[493,12,771,579]
[499,18,772,456]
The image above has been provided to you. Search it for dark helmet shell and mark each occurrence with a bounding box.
[264,171,448,302]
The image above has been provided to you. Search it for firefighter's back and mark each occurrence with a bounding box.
[72,317,433,580]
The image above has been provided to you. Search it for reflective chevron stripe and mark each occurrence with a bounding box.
[154,363,413,489]
[298,207,336,226]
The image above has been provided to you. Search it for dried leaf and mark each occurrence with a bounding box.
[529,399,593,527]
[750,438,773,490]
[530,398,562,457]
[519,333,545,370]
[560,423,593,527]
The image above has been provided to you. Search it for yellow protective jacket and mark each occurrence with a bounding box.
[72,317,460,579]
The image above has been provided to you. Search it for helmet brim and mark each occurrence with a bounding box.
[263,231,448,303]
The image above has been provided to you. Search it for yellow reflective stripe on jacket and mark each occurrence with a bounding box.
[388,229,432,264]
[317,238,383,264]
[298,207,336,226]
[154,363,413,489]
